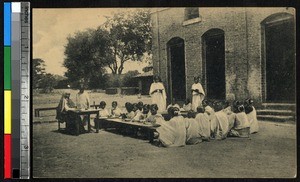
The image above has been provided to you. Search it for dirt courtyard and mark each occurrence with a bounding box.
[33,120,296,178]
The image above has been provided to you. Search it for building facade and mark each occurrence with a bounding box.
[151,8,295,105]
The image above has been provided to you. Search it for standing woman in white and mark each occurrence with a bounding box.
[149,75,167,113]
[191,76,205,111]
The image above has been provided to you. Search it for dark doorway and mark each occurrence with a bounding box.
[167,38,186,102]
[264,14,295,102]
[202,29,226,100]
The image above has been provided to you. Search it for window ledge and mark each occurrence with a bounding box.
[182,17,202,26]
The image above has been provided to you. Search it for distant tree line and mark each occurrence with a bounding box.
[33,58,141,92]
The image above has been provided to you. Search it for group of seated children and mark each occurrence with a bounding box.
[99,101,158,122]
[96,98,259,147]
[150,98,259,147]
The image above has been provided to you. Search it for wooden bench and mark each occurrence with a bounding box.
[34,107,58,117]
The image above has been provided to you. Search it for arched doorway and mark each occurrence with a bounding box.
[262,13,295,103]
[167,37,186,102]
[202,29,226,100]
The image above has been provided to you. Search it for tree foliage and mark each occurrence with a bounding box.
[63,28,112,89]
[32,58,46,89]
[32,58,59,93]
[63,9,152,90]
[103,9,152,74]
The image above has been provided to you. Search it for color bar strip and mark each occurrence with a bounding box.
[4,134,12,178]
[4,2,11,46]
[4,47,11,90]
[4,2,12,179]
[4,91,12,134]
[11,3,21,176]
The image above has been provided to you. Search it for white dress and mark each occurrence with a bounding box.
[247,107,259,134]
[149,82,167,113]
[191,83,205,111]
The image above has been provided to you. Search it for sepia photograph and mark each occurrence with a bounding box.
[32,7,296,178]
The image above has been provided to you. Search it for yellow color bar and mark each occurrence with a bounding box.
[4,90,11,134]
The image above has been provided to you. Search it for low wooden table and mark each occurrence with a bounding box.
[94,118,160,141]
[68,109,100,135]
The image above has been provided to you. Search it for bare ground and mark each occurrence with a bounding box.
[33,121,296,178]
[32,92,296,178]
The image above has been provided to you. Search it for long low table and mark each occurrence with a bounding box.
[94,118,160,141]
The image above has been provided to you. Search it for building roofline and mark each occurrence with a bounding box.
[150,8,170,14]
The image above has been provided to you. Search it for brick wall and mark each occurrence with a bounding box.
[151,7,295,104]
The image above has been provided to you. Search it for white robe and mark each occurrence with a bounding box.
[214,111,230,140]
[110,107,123,117]
[191,83,205,111]
[246,107,259,134]
[149,82,167,113]
[156,116,186,147]
[99,108,110,118]
[76,92,90,109]
[195,113,211,139]
[185,118,202,144]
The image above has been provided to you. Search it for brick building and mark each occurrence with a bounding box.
[151,8,295,106]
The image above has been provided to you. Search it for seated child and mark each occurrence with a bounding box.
[145,104,164,124]
[132,102,144,121]
[244,98,259,134]
[110,101,122,117]
[202,99,216,137]
[156,107,186,147]
[212,101,229,140]
[123,102,135,119]
[98,101,110,117]
[185,110,202,145]
[140,104,151,120]
[202,99,214,115]
[195,106,211,140]
[228,103,251,137]
[222,100,236,130]
[182,98,192,111]
[167,98,180,110]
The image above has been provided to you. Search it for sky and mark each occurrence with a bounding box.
[32,8,149,76]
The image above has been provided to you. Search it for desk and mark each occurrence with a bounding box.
[94,118,160,141]
[68,109,100,135]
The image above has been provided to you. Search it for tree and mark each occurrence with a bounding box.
[32,58,46,89]
[122,70,139,87]
[39,73,57,93]
[103,9,152,74]
[63,28,112,89]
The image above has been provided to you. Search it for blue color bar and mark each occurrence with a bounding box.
[4,2,11,46]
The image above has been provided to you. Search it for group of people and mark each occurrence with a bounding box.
[56,84,91,133]
[94,97,259,147]
[155,98,259,147]
[149,75,205,113]
[56,76,259,145]
[146,75,259,147]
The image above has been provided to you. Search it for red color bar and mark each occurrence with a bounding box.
[4,134,11,178]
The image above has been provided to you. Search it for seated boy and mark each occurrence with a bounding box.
[110,101,122,117]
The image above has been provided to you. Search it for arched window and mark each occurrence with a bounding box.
[185,8,199,20]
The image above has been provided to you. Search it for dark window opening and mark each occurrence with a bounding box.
[185,8,199,20]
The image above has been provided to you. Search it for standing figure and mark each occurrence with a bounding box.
[149,75,167,113]
[191,76,205,112]
[75,84,90,130]
[76,84,90,110]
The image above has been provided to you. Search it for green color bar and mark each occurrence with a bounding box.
[4,46,11,90]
